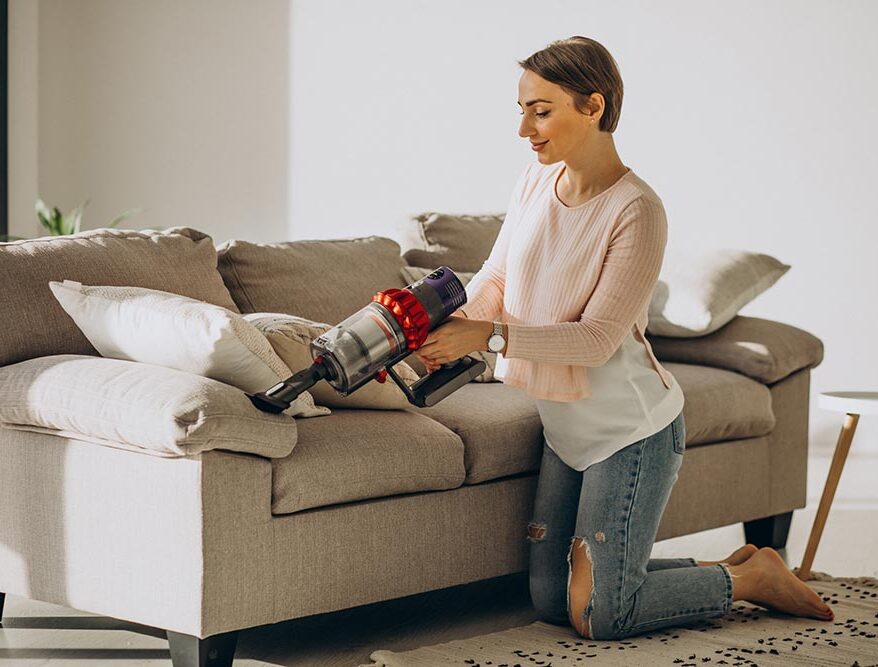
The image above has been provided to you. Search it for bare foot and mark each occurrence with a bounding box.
[734,547,834,621]
[697,544,759,567]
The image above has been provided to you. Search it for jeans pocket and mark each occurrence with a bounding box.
[671,414,686,455]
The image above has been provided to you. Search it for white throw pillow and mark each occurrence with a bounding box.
[399,266,498,382]
[48,280,330,418]
[244,312,423,409]
[646,249,791,338]
[0,354,299,458]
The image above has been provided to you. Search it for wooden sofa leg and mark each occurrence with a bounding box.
[743,510,793,550]
[0,591,5,625]
[167,629,239,667]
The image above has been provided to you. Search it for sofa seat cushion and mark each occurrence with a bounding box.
[647,316,824,384]
[405,363,774,485]
[664,362,776,445]
[270,408,466,515]
[406,382,545,485]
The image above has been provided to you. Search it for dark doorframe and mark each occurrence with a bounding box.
[1,0,7,238]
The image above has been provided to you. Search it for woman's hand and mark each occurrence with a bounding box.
[413,315,490,372]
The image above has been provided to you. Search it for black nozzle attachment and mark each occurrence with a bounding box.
[247,362,331,414]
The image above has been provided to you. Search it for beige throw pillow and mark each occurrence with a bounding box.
[647,249,791,338]
[244,312,422,409]
[399,266,498,383]
[48,281,330,418]
[0,355,299,458]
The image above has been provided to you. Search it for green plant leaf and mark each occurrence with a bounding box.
[65,199,90,235]
[35,198,54,232]
[49,206,65,235]
[107,207,145,228]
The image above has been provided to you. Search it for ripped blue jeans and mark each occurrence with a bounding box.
[526,411,733,640]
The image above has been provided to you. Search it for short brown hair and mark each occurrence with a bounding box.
[518,36,624,133]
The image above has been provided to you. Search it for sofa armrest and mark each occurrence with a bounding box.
[646,316,824,384]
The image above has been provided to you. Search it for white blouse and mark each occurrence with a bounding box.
[533,328,685,472]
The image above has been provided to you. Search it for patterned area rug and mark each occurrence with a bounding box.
[359,571,878,666]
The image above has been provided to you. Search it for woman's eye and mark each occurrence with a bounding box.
[518,111,550,118]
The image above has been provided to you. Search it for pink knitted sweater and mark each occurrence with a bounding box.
[460,161,675,401]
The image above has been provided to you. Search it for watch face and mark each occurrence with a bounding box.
[488,333,505,352]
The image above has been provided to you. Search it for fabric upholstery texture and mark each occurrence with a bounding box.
[270,408,465,515]
[216,236,409,325]
[0,226,238,367]
[647,315,824,384]
[0,355,299,458]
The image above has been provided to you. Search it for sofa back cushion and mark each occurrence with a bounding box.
[0,226,238,367]
[397,212,505,272]
[216,235,408,324]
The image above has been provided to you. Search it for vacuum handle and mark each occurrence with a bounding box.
[386,356,486,408]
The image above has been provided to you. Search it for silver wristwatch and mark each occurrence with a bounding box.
[487,321,506,353]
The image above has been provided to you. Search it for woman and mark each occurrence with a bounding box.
[414,36,835,641]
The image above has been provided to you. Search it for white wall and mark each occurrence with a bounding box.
[8,0,878,453]
[7,0,38,238]
[16,0,290,243]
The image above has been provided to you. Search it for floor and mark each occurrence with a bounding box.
[1,447,875,667]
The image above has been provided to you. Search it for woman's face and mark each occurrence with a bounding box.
[517,70,599,164]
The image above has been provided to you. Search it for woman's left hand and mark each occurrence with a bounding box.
[414,318,488,370]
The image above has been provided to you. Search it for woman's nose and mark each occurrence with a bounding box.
[519,116,534,138]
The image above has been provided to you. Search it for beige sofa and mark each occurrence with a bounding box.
[0,225,823,666]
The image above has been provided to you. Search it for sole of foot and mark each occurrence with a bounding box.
[737,547,834,621]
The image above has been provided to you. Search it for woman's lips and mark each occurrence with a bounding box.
[531,141,548,152]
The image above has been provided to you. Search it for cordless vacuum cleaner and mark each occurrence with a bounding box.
[247,266,487,412]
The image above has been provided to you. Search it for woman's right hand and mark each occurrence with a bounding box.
[414,311,467,372]
[413,351,440,373]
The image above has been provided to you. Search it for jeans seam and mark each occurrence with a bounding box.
[717,562,733,613]
[628,605,727,632]
[618,442,646,632]
[671,412,685,455]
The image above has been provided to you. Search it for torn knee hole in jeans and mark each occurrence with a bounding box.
[527,521,547,542]
[568,536,597,638]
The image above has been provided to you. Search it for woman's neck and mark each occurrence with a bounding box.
[559,134,628,200]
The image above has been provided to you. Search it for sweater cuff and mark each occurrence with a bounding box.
[504,322,522,359]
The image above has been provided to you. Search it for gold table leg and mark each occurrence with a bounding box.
[796,412,860,581]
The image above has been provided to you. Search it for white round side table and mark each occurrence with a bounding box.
[796,391,878,581]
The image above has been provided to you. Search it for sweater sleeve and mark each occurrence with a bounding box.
[503,195,667,365]
[459,165,530,321]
